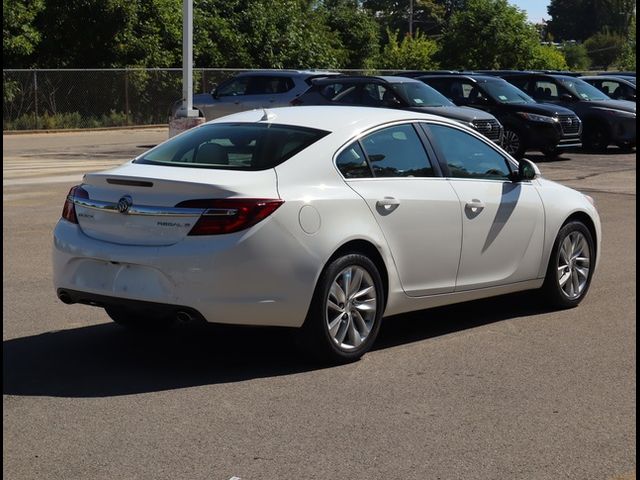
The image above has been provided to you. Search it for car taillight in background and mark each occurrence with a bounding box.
[61,185,89,224]
[175,198,284,235]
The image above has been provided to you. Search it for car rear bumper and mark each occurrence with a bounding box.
[52,218,319,328]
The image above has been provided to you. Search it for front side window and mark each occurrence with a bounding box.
[361,124,434,178]
[336,142,371,178]
[426,124,512,180]
[136,123,329,170]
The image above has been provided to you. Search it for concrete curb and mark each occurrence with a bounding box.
[3,124,168,135]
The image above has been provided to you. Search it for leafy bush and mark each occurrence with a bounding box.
[562,42,591,70]
[529,44,569,70]
[379,29,439,70]
[584,31,625,70]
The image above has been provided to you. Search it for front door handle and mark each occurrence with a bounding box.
[465,199,485,211]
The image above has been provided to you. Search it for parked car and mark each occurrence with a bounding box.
[597,71,635,77]
[418,74,582,158]
[53,106,600,362]
[580,75,636,102]
[498,72,636,151]
[294,76,503,145]
[172,70,339,120]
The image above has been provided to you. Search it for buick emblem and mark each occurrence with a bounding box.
[117,195,133,214]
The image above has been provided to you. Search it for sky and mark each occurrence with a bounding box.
[510,0,551,23]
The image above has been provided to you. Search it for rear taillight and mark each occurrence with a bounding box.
[61,185,89,224]
[175,198,284,235]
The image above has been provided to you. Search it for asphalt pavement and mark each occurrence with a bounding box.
[2,129,636,480]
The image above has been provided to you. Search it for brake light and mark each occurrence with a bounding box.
[61,185,89,224]
[175,198,284,235]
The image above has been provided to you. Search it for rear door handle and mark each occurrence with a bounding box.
[465,199,485,211]
[376,197,400,208]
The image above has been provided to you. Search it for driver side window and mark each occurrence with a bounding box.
[425,124,512,180]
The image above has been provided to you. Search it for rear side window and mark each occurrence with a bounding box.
[216,76,294,96]
[426,124,511,180]
[318,83,360,104]
[533,81,559,100]
[136,123,329,170]
[361,124,434,178]
[336,142,371,178]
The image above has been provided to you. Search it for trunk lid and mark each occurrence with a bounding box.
[75,162,279,246]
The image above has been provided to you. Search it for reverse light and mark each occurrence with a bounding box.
[61,185,89,224]
[176,198,284,235]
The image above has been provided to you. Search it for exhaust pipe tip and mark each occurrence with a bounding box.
[176,311,193,323]
[58,291,74,304]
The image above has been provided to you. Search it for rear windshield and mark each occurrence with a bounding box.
[136,123,329,170]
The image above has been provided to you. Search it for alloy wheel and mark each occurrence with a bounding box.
[503,129,521,156]
[325,266,377,350]
[557,231,591,299]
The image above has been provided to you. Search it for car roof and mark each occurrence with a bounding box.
[418,74,503,83]
[206,106,462,134]
[581,75,635,83]
[234,70,339,78]
[310,75,422,85]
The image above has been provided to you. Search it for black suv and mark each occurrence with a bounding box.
[294,76,503,144]
[419,74,582,158]
[498,72,636,151]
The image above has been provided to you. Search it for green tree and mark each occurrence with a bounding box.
[379,29,439,69]
[615,14,636,70]
[584,30,626,69]
[547,0,636,42]
[438,0,543,70]
[561,42,591,70]
[320,0,381,69]
[3,0,44,67]
[363,0,445,38]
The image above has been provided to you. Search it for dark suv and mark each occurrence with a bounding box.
[498,72,636,151]
[294,76,503,144]
[580,75,636,102]
[419,74,582,158]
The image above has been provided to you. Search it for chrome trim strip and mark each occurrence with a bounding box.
[72,197,236,217]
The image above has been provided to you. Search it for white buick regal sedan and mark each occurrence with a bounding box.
[53,106,600,362]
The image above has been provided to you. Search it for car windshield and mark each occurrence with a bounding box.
[559,78,611,101]
[481,80,534,104]
[393,82,455,107]
[136,123,329,170]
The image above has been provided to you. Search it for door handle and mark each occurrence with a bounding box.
[465,199,485,211]
[376,197,400,209]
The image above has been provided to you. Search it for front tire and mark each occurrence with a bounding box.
[503,128,526,159]
[541,221,595,308]
[298,254,384,363]
[583,122,610,151]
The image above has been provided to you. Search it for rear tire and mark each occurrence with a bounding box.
[541,221,595,309]
[105,306,175,330]
[541,145,562,159]
[297,254,384,363]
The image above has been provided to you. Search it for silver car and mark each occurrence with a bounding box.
[178,70,340,120]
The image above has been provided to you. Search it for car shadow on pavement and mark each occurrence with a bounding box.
[3,292,555,398]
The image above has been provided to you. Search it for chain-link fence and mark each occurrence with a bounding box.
[4,68,395,131]
[2,68,273,130]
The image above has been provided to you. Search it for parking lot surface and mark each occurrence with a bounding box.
[3,129,636,480]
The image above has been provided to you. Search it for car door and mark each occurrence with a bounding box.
[336,123,462,296]
[422,122,545,291]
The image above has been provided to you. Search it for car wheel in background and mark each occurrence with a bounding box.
[582,121,610,151]
[542,221,595,308]
[502,128,526,158]
[298,253,384,363]
[541,145,562,159]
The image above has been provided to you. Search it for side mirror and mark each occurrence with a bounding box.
[559,93,575,102]
[514,158,540,181]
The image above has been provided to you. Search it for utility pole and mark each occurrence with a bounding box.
[176,0,199,118]
[409,0,414,36]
